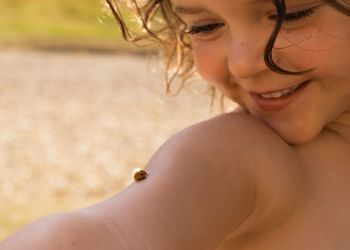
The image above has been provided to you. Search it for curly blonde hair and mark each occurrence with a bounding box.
[105,0,350,105]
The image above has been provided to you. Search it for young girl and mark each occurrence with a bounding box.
[1,0,350,249]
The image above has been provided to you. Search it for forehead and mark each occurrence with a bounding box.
[171,0,275,17]
[172,0,312,8]
[172,0,271,7]
[172,0,319,16]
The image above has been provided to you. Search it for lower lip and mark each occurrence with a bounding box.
[249,80,311,112]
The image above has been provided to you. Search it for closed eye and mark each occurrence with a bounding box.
[185,6,319,36]
[185,23,224,35]
[269,7,317,22]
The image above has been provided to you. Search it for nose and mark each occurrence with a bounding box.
[227,35,268,80]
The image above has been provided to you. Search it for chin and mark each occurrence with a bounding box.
[254,115,323,145]
[246,108,324,145]
[272,125,322,146]
[280,133,316,145]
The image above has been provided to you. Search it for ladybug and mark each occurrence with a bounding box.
[133,168,148,181]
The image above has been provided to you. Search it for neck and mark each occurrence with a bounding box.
[324,111,350,145]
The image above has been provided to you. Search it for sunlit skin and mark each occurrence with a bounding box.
[172,0,350,248]
[2,1,350,250]
[174,0,350,145]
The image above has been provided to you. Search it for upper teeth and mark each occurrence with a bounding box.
[260,84,300,99]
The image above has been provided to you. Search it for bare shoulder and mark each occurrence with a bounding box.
[78,112,301,250]
[0,212,116,250]
[175,111,296,165]
[193,111,305,237]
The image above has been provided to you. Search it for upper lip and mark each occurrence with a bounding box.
[248,79,311,95]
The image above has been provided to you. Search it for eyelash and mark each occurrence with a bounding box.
[186,7,316,36]
[270,7,316,21]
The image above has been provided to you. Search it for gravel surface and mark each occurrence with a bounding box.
[0,49,218,205]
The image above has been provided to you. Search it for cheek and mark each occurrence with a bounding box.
[192,41,228,85]
[274,29,348,75]
[275,11,350,71]
[192,41,244,104]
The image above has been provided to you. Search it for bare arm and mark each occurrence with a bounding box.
[0,112,298,250]
[83,112,260,250]
[0,212,117,250]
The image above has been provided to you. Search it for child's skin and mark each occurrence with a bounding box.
[174,0,350,248]
[1,0,350,249]
[178,0,350,145]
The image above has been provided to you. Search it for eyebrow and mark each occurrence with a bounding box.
[174,0,270,15]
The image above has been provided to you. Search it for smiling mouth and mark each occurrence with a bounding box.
[253,80,311,100]
[249,79,312,112]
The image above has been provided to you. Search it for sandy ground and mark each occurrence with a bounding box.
[0,49,230,237]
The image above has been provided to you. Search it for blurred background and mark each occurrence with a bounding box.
[0,0,233,240]
[0,0,126,51]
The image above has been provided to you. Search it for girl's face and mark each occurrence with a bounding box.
[174,0,350,144]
